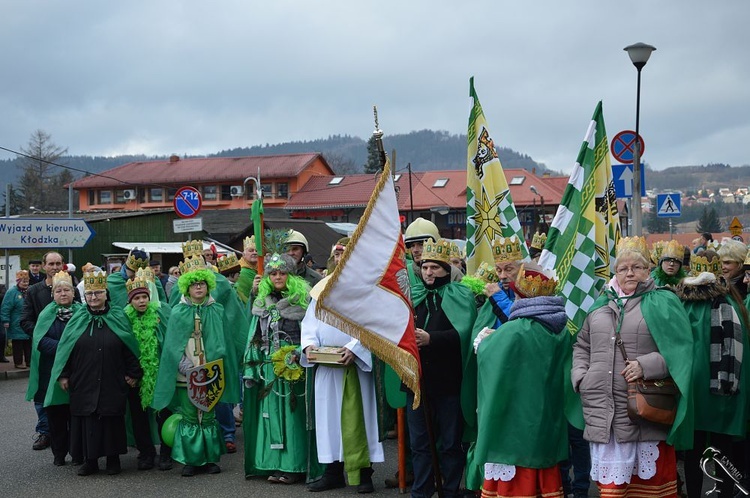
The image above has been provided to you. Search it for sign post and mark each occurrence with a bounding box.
[0,218,95,249]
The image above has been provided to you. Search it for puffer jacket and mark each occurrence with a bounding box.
[572,278,671,444]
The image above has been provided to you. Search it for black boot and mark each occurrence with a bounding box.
[106,455,121,475]
[137,453,155,470]
[307,461,346,492]
[78,459,99,476]
[159,445,173,471]
[358,467,375,494]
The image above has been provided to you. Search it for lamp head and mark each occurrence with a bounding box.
[624,42,656,70]
[529,185,539,196]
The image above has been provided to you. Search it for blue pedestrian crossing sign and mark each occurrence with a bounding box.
[656,193,681,218]
[612,163,646,198]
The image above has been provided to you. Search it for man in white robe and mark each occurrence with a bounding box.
[301,293,384,494]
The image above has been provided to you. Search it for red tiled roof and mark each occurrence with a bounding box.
[286,169,566,211]
[71,153,331,189]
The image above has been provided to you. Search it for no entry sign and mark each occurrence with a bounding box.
[173,186,202,219]
[611,130,645,165]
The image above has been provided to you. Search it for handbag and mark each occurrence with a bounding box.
[617,338,678,425]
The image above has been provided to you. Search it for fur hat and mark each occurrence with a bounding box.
[264,253,296,275]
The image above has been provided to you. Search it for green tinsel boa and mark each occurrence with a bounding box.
[125,301,160,408]
[460,275,487,296]
[652,265,686,287]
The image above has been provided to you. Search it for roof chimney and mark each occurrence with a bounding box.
[169,154,180,163]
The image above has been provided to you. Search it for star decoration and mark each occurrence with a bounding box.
[471,188,508,244]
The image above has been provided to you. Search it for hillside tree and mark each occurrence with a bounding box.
[646,208,670,234]
[17,129,69,211]
[363,136,382,174]
[696,206,723,233]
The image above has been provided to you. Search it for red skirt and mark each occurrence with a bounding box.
[481,465,563,498]
[597,442,678,498]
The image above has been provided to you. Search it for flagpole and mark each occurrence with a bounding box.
[244,174,265,276]
[372,106,444,498]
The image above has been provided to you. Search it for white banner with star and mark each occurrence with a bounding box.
[465,77,529,274]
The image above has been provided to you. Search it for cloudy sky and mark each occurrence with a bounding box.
[1,0,748,175]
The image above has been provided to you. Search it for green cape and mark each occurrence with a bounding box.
[474,317,570,468]
[588,286,695,450]
[462,299,498,436]
[44,305,139,407]
[26,301,83,402]
[235,266,257,305]
[152,298,241,410]
[107,272,168,310]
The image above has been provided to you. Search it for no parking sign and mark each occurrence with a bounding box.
[173,186,202,219]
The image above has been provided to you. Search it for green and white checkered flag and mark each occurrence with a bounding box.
[539,102,620,334]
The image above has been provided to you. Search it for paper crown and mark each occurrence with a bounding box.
[126,273,150,297]
[616,236,650,262]
[52,271,73,288]
[82,266,107,291]
[514,264,557,298]
[182,240,204,258]
[530,231,547,250]
[217,253,240,273]
[745,248,750,268]
[243,235,255,251]
[422,238,453,265]
[650,240,684,264]
[491,236,524,263]
[690,252,722,277]
[136,266,155,282]
[16,270,29,281]
[179,255,207,276]
[473,261,499,284]
[125,247,150,271]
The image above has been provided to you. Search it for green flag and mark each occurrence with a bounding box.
[251,198,264,255]
[539,101,620,334]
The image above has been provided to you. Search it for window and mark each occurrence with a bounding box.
[329,177,344,185]
[114,190,126,204]
[261,184,273,197]
[167,188,177,201]
[150,188,163,202]
[99,190,112,204]
[510,176,526,185]
[88,190,95,205]
[203,185,218,201]
[433,178,449,188]
[276,182,289,199]
[221,185,232,201]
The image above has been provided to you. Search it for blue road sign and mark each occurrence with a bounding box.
[173,186,202,219]
[0,218,95,249]
[612,163,646,199]
[656,193,681,218]
[611,130,645,164]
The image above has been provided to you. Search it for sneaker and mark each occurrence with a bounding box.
[268,472,282,483]
[32,433,51,450]
[278,472,304,484]
[225,441,237,454]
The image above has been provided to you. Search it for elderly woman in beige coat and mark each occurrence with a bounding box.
[572,237,693,498]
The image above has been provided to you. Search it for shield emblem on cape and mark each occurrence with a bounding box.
[186,358,225,412]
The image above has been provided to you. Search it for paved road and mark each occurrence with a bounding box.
[0,376,401,497]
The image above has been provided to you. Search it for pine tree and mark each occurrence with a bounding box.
[646,208,670,234]
[17,130,69,211]
[696,206,723,233]
[363,135,382,174]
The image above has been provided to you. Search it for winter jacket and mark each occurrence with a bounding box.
[1,286,30,340]
[572,278,671,444]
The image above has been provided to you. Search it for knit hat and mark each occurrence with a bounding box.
[16,270,29,282]
[126,273,150,302]
[264,253,296,274]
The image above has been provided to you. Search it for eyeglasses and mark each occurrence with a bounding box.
[662,258,680,265]
[615,265,646,275]
[190,281,207,288]
[84,290,106,297]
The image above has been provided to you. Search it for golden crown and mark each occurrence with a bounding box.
[650,240,683,264]
[473,261,499,284]
[136,267,155,282]
[449,241,464,259]
[126,274,150,295]
[690,252,722,277]
[52,271,73,288]
[530,231,547,250]
[616,236,650,262]
[125,248,149,271]
[243,235,255,251]
[182,240,204,258]
[179,255,206,275]
[514,264,558,298]
[745,248,750,268]
[216,253,240,273]
[422,238,453,265]
[491,235,524,263]
[83,268,108,291]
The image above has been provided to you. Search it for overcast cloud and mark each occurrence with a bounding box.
[1,0,748,175]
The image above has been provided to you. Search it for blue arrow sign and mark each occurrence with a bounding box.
[0,218,95,249]
[612,163,646,198]
[656,193,681,218]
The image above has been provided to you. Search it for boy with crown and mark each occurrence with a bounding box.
[152,252,241,477]
[108,247,169,309]
[473,264,570,498]
[45,265,142,476]
[124,268,171,471]
[407,237,476,498]
[650,240,686,287]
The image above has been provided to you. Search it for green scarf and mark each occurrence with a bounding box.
[125,301,162,409]
[341,365,369,485]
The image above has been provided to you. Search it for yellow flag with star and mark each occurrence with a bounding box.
[466,77,529,274]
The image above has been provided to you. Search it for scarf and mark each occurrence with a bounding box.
[508,296,567,334]
[652,265,686,287]
[710,297,743,395]
[125,302,160,408]
[56,305,73,322]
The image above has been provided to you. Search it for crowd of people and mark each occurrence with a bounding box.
[4,221,750,498]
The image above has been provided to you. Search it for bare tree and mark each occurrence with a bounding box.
[323,152,361,175]
[17,129,69,211]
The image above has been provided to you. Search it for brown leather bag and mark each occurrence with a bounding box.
[627,378,678,425]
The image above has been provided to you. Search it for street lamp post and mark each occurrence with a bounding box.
[624,42,656,237]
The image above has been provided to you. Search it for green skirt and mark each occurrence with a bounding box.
[172,386,225,466]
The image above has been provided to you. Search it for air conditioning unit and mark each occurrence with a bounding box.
[229,186,244,197]
[123,189,136,201]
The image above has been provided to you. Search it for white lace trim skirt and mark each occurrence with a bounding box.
[484,463,516,481]
[590,435,660,485]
